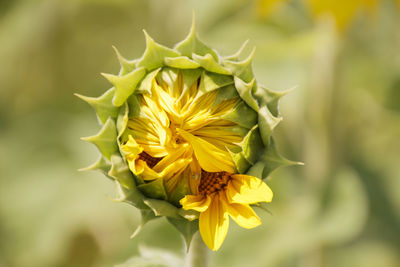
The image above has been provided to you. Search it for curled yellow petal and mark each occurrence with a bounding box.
[222,192,261,229]
[199,193,229,251]
[226,174,273,204]
[177,129,235,173]
[180,194,212,212]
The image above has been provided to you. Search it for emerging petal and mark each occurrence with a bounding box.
[221,192,261,229]
[180,194,212,212]
[226,174,273,204]
[199,192,229,251]
[177,129,235,173]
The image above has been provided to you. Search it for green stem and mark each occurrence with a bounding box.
[187,232,209,267]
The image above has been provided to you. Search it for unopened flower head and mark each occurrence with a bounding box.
[78,18,298,251]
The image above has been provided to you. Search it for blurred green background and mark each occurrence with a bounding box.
[1,0,400,266]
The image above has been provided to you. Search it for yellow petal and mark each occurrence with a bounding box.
[226,174,273,204]
[121,135,143,156]
[199,193,229,251]
[180,194,212,212]
[177,129,235,173]
[221,192,261,229]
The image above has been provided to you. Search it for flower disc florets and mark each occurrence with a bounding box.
[78,18,299,251]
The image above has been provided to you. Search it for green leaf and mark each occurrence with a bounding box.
[112,45,137,75]
[234,76,259,111]
[167,217,199,252]
[108,154,135,189]
[223,47,255,83]
[242,125,263,164]
[74,88,119,124]
[137,30,180,71]
[102,67,146,107]
[81,118,118,160]
[192,53,231,75]
[198,71,233,95]
[222,101,258,129]
[137,178,168,200]
[174,15,218,60]
[164,56,200,69]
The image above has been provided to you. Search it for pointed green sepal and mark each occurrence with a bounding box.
[137,68,161,95]
[164,56,200,69]
[258,105,282,147]
[192,53,231,75]
[102,67,146,107]
[114,180,149,210]
[167,217,199,252]
[254,86,295,117]
[117,102,129,139]
[224,39,249,61]
[234,76,259,112]
[250,137,303,179]
[78,155,112,176]
[213,84,239,106]
[112,45,137,76]
[143,198,180,218]
[127,93,141,118]
[74,88,119,124]
[174,15,218,60]
[169,175,192,207]
[222,101,258,129]
[81,118,118,160]
[223,47,255,83]
[137,178,168,200]
[228,149,251,174]
[180,68,203,92]
[242,125,263,164]
[137,30,180,71]
[198,71,233,95]
[108,154,135,189]
[130,209,158,239]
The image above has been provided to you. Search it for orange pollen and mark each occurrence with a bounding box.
[138,152,162,168]
[198,170,231,196]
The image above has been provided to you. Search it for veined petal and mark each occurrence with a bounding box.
[221,192,261,229]
[199,193,229,251]
[177,129,235,173]
[141,157,192,181]
[226,174,273,204]
[180,194,212,212]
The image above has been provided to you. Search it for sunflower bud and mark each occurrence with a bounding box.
[78,18,300,251]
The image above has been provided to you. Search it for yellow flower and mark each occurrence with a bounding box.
[121,71,242,199]
[180,171,273,251]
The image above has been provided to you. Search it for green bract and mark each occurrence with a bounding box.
[77,19,299,248]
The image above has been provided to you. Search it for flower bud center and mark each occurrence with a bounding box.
[139,152,161,168]
[198,170,231,195]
